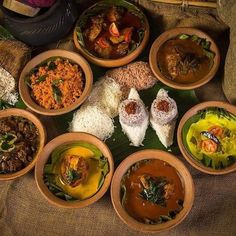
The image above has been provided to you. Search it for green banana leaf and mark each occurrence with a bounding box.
[0,25,14,40]
[53,81,198,165]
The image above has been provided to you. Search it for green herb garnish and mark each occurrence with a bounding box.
[48,61,57,70]
[140,176,167,207]
[35,75,47,84]
[52,84,62,103]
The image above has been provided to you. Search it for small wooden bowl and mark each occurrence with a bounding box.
[177,101,236,175]
[73,0,150,68]
[0,108,46,181]
[19,49,93,116]
[149,27,220,90]
[35,132,114,208]
[111,150,194,233]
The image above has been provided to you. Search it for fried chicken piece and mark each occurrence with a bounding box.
[84,15,104,42]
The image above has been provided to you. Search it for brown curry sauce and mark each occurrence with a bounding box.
[121,159,184,224]
[157,38,212,84]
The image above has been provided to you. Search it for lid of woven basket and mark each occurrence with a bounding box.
[0,26,31,81]
[3,0,40,17]
[150,0,217,8]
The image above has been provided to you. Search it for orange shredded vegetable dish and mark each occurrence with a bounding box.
[29,58,84,109]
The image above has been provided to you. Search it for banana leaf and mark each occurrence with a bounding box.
[53,81,198,165]
[0,25,14,40]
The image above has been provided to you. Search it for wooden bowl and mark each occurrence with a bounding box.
[73,0,150,68]
[19,49,93,116]
[0,108,46,181]
[149,27,220,90]
[35,132,114,208]
[111,150,194,233]
[177,101,236,175]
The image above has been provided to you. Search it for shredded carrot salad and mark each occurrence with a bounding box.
[29,58,84,109]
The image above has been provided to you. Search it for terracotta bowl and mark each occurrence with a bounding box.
[149,27,220,90]
[0,108,46,181]
[111,150,194,233]
[73,0,150,67]
[177,101,236,175]
[19,49,93,116]
[35,132,114,208]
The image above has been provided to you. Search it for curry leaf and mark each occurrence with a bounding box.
[179,34,190,40]
[48,61,57,70]
[52,84,62,103]
[35,75,47,84]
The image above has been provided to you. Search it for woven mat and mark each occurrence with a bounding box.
[1,1,236,235]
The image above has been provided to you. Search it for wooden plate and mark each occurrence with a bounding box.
[177,101,236,175]
[0,108,46,180]
[19,49,93,116]
[35,132,114,208]
[149,27,220,90]
[111,149,194,233]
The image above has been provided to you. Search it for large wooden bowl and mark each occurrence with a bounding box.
[19,49,93,116]
[149,27,220,90]
[111,150,194,233]
[73,0,150,68]
[35,132,114,208]
[0,108,46,181]
[177,101,236,175]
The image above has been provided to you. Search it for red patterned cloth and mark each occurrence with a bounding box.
[16,0,56,7]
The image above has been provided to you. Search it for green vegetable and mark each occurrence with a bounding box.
[0,25,14,40]
[52,84,62,103]
[66,168,82,184]
[140,176,167,207]
[35,75,47,84]
[0,141,15,152]
[48,61,57,70]
[178,34,215,61]
[52,79,64,86]
[0,133,17,152]
[179,34,190,40]
[0,99,13,110]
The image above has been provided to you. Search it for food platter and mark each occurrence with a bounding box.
[53,81,198,164]
[0,0,235,234]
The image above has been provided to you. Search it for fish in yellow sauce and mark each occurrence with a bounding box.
[44,142,109,200]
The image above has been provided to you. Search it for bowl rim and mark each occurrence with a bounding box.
[110,149,195,233]
[0,108,46,180]
[73,0,150,67]
[35,132,114,208]
[149,27,220,90]
[19,49,93,116]
[177,101,236,175]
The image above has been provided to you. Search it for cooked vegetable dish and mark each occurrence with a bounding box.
[184,107,236,169]
[26,57,85,110]
[157,34,215,84]
[76,1,145,59]
[44,142,109,201]
[121,159,184,224]
[0,116,39,173]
